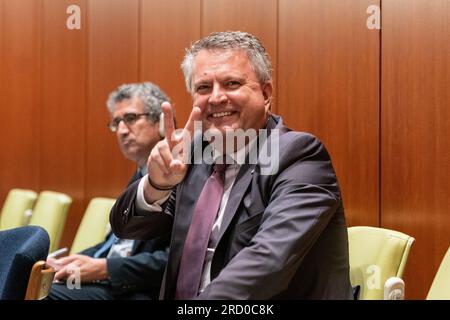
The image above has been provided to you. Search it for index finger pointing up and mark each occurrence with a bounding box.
[162,102,176,149]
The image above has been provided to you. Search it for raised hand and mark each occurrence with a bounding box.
[145,102,201,201]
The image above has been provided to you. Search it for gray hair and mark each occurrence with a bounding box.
[106,82,170,123]
[181,31,273,93]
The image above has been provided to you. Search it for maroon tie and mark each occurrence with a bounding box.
[176,163,227,299]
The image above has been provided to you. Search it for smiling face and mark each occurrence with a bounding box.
[112,97,161,168]
[191,49,272,138]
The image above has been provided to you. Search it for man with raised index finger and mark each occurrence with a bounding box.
[110,31,353,299]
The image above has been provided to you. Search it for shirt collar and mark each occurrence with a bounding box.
[212,135,258,165]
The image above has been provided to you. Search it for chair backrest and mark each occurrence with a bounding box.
[0,189,37,230]
[348,226,415,300]
[70,197,116,254]
[28,191,72,252]
[0,226,50,299]
[24,261,55,300]
[426,247,450,299]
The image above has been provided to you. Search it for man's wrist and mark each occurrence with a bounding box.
[97,258,109,280]
[141,175,172,205]
[147,174,175,191]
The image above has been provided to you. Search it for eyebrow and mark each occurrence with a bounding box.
[194,75,246,86]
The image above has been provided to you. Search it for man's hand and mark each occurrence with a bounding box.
[144,102,201,202]
[46,256,63,273]
[51,254,108,283]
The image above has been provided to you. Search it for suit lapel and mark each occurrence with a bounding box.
[216,163,255,242]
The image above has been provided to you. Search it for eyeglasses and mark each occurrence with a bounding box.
[107,112,149,132]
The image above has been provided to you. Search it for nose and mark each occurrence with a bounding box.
[116,120,130,135]
[208,83,227,106]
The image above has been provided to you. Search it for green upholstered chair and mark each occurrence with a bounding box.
[70,197,116,254]
[0,189,37,231]
[348,226,415,299]
[427,247,450,299]
[28,191,72,252]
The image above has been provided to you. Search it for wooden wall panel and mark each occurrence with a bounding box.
[140,0,201,125]
[40,0,86,247]
[381,0,450,299]
[201,0,277,55]
[278,0,380,227]
[0,0,41,205]
[85,0,139,205]
[0,0,448,300]
[202,0,278,113]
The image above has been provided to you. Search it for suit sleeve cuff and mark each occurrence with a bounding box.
[135,175,170,212]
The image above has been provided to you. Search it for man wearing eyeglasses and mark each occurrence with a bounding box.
[47,82,170,300]
[107,83,166,171]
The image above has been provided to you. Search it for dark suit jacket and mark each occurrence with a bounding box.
[110,114,353,299]
[81,171,169,298]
